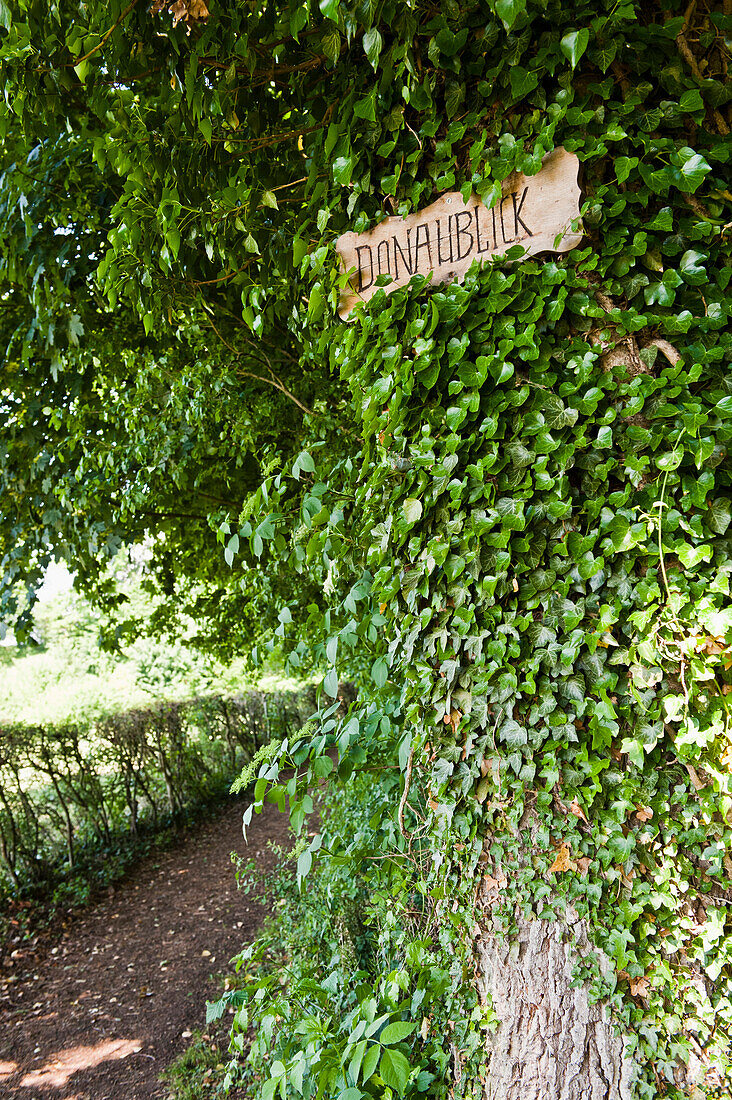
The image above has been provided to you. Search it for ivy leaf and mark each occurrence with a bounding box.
[560,28,590,70]
[608,833,635,862]
[444,554,466,582]
[308,283,325,321]
[542,394,578,430]
[166,225,181,258]
[708,499,731,535]
[509,67,538,100]
[680,249,707,285]
[333,156,355,186]
[402,498,423,524]
[679,89,704,112]
[677,543,710,570]
[322,29,341,62]
[500,719,528,748]
[494,0,526,31]
[353,91,377,122]
[505,441,534,468]
[379,1048,411,1094]
[73,58,91,83]
[445,81,466,119]
[619,735,645,768]
[677,148,712,192]
[594,41,617,73]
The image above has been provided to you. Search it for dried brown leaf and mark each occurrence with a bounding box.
[628,974,650,998]
[151,0,210,30]
[569,798,589,824]
[170,0,188,24]
[484,870,507,892]
[547,843,576,874]
[445,709,461,734]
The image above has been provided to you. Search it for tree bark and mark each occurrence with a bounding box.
[476,908,634,1100]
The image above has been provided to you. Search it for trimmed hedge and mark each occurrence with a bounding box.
[0,688,310,902]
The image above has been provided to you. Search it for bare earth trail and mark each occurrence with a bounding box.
[0,797,288,1100]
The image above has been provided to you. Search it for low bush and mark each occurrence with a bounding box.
[0,687,311,921]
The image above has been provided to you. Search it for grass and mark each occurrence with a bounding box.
[0,566,302,725]
[161,1030,231,1100]
[0,640,300,725]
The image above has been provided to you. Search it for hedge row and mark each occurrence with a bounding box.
[0,688,310,900]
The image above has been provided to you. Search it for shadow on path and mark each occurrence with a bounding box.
[0,796,288,1100]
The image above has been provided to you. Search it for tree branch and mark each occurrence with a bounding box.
[398,745,414,840]
[205,314,315,417]
[676,1,730,135]
[71,0,142,67]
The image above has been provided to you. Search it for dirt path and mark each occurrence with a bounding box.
[0,796,289,1100]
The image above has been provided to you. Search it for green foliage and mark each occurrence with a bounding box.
[1,0,731,1096]
[209,768,492,1100]
[162,1029,232,1100]
[0,688,309,910]
[0,575,260,724]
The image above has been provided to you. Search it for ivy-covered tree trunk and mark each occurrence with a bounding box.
[1,1,731,1098]
[477,912,633,1099]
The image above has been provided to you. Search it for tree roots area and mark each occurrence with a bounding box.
[0,797,287,1099]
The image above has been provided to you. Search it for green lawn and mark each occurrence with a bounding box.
[0,567,298,724]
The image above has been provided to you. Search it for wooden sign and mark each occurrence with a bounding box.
[336,146,582,318]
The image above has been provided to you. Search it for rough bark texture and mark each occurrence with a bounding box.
[476,908,635,1100]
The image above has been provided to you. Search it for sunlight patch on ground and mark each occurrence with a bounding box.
[19,1038,141,1089]
[0,1060,18,1079]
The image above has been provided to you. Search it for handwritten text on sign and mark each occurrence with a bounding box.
[336,147,582,318]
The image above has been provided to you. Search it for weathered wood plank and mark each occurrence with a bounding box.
[336,146,582,318]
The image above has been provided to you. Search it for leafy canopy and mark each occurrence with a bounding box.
[1,0,732,1097]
